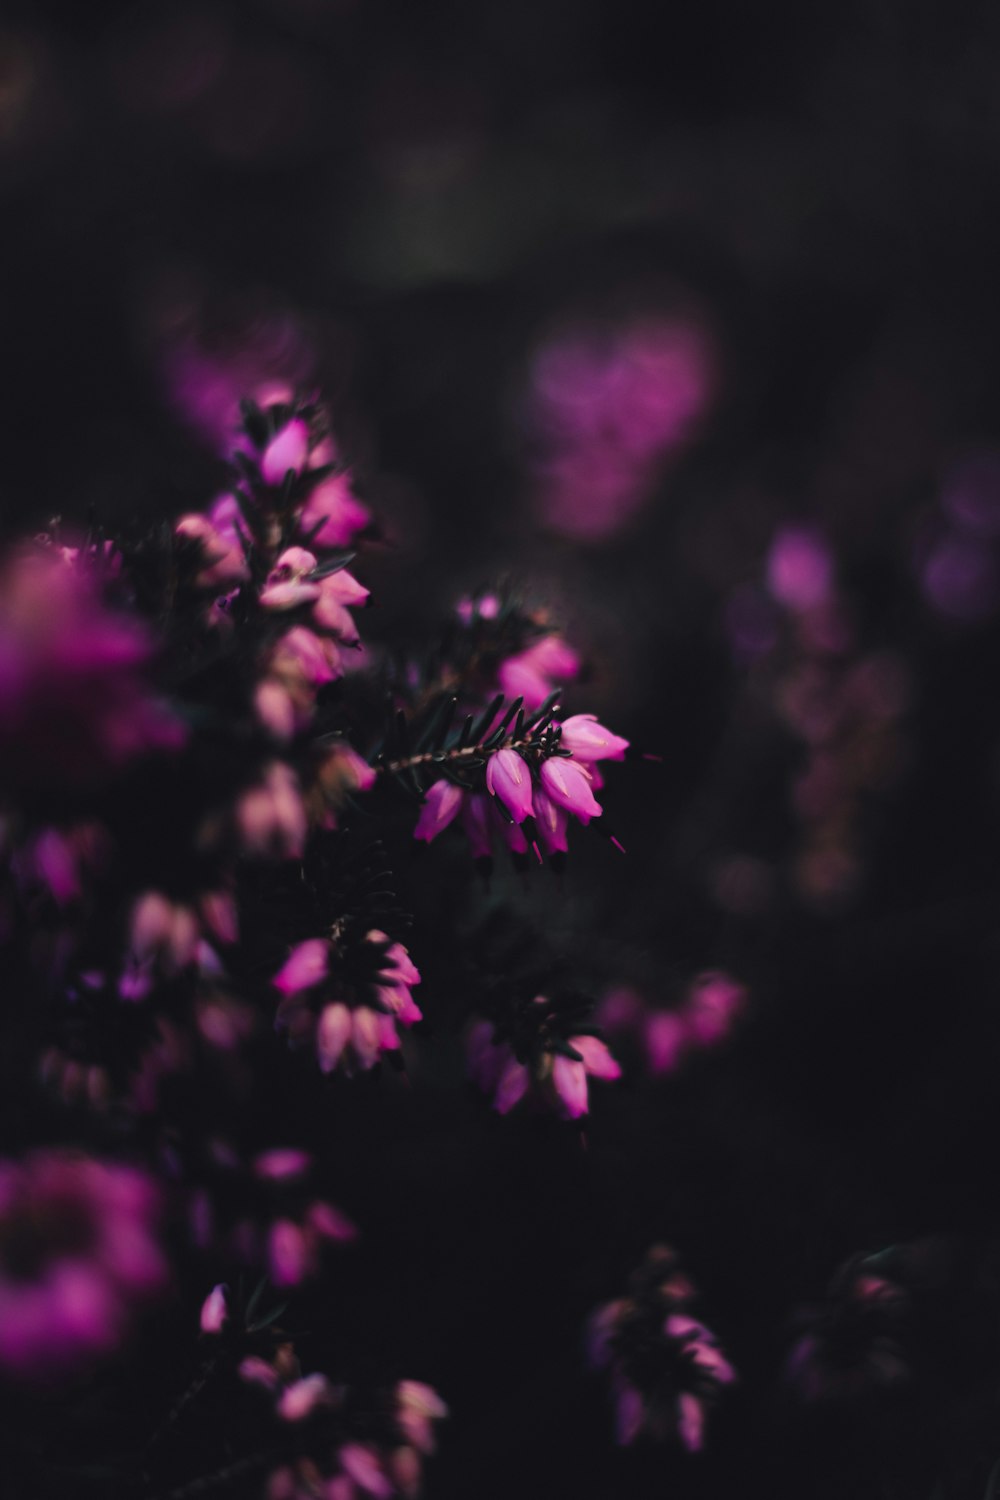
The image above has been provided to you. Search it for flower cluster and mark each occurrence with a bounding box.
[588,1245,735,1449]
[274,928,422,1076]
[725,525,910,907]
[468,992,620,1119]
[410,712,628,869]
[0,384,647,1495]
[187,1145,356,1288]
[519,313,716,540]
[598,971,746,1076]
[785,1251,910,1404]
[0,1150,167,1380]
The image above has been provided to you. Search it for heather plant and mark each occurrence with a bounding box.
[0,389,649,1498]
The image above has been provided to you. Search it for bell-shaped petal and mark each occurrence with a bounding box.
[261,419,309,484]
[351,1007,382,1070]
[316,1002,352,1072]
[278,1373,334,1422]
[413,781,464,843]
[551,1054,589,1118]
[485,748,534,822]
[559,713,629,763]
[569,1034,621,1080]
[273,939,329,997]
[532,785,569,855]
[494,1054,531,1114]
[461,793,494,860]
[539,756,602,824]
[199,1283,229,1335]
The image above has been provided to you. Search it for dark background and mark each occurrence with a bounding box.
[5,3,1000,1498]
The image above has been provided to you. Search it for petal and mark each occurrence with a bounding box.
[568,1035,621,1080]
[273,939,329,997]
[551,1055,589,1118]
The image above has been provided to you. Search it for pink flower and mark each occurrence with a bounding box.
[300,473,370,548]
[588,1245,733,1450]
[260,548,321,611]
[317,1002,354,1073]
[413,781,464,843]
[277,1372,335,1422]
[261,419,310,485]
[175,513,249,587]
[200,1283,230,1334]
[313,569,370,640]
[395,1380,449,1454]
[461,793,494,861]
[767,526,833,612]
[550,1035,621,1119]
[558,713,629,762]
[312,742,377,828]
[0,552,184,795]
[485,747,533,822]
[497,634,580,710]
[684,971,745,1047]
[0,1152,167,1380]
[538,756,601,823]
[273,939,330,997]
[236,763,307,859]
[532,785,569,858]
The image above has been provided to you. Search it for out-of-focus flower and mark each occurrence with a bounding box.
[235,763,307,859]
[766,527,834,612]
[261,418,310,486]
[588,1245,734,1449]
[309,740,377,829]
[175,513,249,588]
[0,550,184,797]
[200,1281,230,1335]
[597,971,747,1076]
[0,1151,167,1379]
[497,634,579,711]
[467,995,620,1120]
[521,315,716,540]
[300,471,371,549]
[785,1252,910,1403]
[413,780,464,843]
[188,1145,355,1288]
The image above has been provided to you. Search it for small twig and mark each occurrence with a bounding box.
[145,1356,221,1458]
[379,733,542,777]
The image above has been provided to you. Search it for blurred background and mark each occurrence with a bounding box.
[6,2,1000,1498]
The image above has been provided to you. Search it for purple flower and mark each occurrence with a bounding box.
[461,793,494,862]
[485,747,534,822]
[588,1245,734,1450]
[0,551,184,795]
[558,713,629,763]
[0,1151,167,1379]
[532,785,569,858]
[468,1004,620,1120]
[497,634,580,710]
[236,763,307,859]
[538,756,602,823]
[300,472,371,549]
[260,547,322,611]
[550,1035,621,1119]
[273,939,330,997]
[261,418,310,485]
[413,780,464,843]
[200,1282,230,1335]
